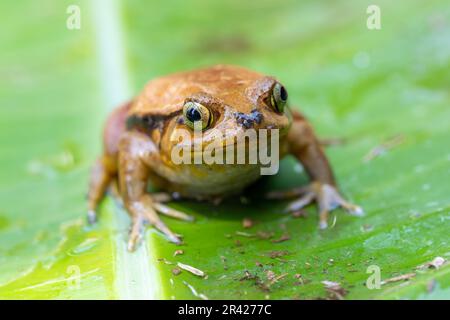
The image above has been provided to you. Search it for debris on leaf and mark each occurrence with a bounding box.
[172,267,181,276]
[239,271,270,292]
[157,258,174,265]
[429,256,446,269]
[269,273,288,285]
[363,134,405,162]
[381,272,416,285]
[240,270,257,281]
[173,249,184,257]
[271,233,291,243]
[266,270,276,281]
[257,230,274,240]
[293,274,310,286]
[242,218,255,229]
[177,262,206,277]
[234,239,243,247]
[235,231,255,238]
[183,281,208,300]
[417,256,446,270]
[330,215,338,228]
[220,255,228,270]
[322,281,348,300]
[266,250,290,259]
[255,261,263,267]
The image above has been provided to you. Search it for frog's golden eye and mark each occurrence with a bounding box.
[183,101,212,130]
[270,83,288,113]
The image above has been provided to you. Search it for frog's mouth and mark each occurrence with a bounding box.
[171,127,286,166]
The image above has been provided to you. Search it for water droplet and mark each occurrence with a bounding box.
[26,142,83,177]
[426,201,439,207]
[414,165,425,173]
[422,184,431,191]
[353,51,371,69]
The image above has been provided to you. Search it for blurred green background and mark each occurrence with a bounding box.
[0,0,449,299]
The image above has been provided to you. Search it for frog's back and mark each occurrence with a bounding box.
[129,64,264,117]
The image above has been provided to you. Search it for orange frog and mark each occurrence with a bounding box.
[88,65,362,251]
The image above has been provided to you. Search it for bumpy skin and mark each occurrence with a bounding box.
[87,65,362,251]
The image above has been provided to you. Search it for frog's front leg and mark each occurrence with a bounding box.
[268,111,363,229]
[118,132,194,251]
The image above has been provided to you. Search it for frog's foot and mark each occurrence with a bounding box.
[87,210,98,225]
[127,196,194,252]
[267,182,363,229]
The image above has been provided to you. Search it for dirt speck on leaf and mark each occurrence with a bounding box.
[381,272,416,285]
[172,267,181,276]
[242,218,255,229]
[177,262,206,277]
[266,250,290,259]
[363,134,405,162]
[173,249,184,257]
[322,280,348,300]
[220,255,228,270]
[417,256,446,270]
[157,258,173,265]
[257,230,274,240]
[271,233,291,243]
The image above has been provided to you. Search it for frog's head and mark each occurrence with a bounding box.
[162,65,292,161]
[129,65,292,164]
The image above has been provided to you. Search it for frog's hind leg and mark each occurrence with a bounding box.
[107,177,123,207]
[87,155,117,224]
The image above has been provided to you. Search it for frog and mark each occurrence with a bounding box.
[87,64,363,251]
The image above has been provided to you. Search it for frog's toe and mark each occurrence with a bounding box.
[87,210,97,225]
[343,203,364,216]
[143,206,183,244]
[128,215,145,252]
[285,192,315,212]
[316,183,363,229]
[338,199,364,217]
[151,192,173,203]
[324,185,364,217]
[152,203,194,222]
[127,212,181,251]
[278,182,363,229]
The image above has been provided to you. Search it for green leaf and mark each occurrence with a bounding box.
[0,0,449,299]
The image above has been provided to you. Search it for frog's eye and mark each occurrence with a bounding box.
[270,83,288,113]
[183,101,213,130]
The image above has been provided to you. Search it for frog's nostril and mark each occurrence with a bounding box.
[234,109,263,129]
[251,109,263,124]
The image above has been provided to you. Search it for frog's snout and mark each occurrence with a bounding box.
[234,109,263,129]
